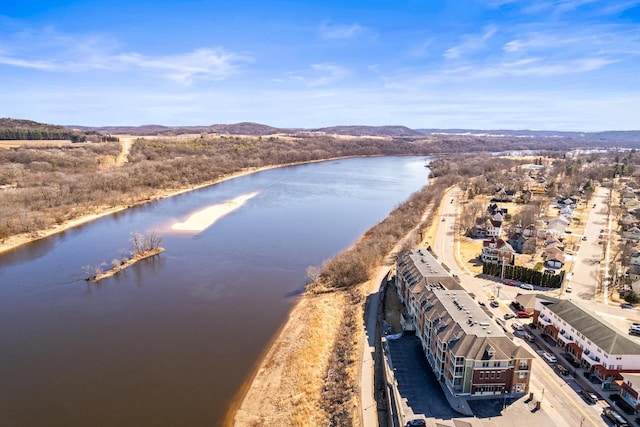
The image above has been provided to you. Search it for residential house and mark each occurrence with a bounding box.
[623,227,640,243]
[627,265,640,282]
[621,214,637,229]
[488,203,508,216]
[534,297,640,381]
[470,217,502,239]
[543,247,565,270]
[481,238,515,264]
[622,187,637,204]
[395,250,533,398]
[507,232,528,254]
[547,217,570,236]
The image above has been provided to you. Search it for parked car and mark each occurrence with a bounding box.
[511,322,524,331]
[519,283,534,291]
[478,301,486,306]
[505,280,517,286]
[566,285,572,293]
[554,364,569,375]
[542,352,557,363]
[406,419,427,427]
[517,310,532,318]
[621,303,635,309]
[490,300,499,308]
[603,407,628,426]
[504,313,515,320]
[581,389,598,404]
[582,236,587,241]
[523,332,535,342]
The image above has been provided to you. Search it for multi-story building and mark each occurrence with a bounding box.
[534,297,640,380]
[396,249,533,397]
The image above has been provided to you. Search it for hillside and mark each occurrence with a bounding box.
[311,125,423,137]
[0,118,88,142]
[73,122,283,136]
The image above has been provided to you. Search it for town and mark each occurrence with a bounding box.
[379,155,640,427]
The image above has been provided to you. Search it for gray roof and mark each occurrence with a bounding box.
[621,373,640,389]
[545,299,640,355]
[432,290,503,337]
[399,248,463,290]
[423,289,533,361]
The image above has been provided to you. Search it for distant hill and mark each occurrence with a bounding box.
[73,122,284,136]
[312,125,423,137]
[417,128,640,143]
[0,118,89,142]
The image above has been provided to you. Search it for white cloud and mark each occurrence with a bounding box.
[0,27,249,85]
[288,63,349,87]
[114,48,248,84]
[444,26,497,59]
[319,22,366,40]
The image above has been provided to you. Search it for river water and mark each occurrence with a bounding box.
[0,156,429,426]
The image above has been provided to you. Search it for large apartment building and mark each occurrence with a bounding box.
[535,297,640,380]
[396,249,533,397]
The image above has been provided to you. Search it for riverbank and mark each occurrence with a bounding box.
[0,156,371,255]
[0,164,296,255]
[229,182,444,426]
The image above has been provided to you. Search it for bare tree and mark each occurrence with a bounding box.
[130,232,145,254]
[459,201,483,236]
[143,230,163,250]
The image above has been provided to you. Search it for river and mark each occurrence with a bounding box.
[0,156,429,426]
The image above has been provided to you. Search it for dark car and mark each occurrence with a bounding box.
[504,313,515,320]
[554,364,569,375]
[621,303,634,309]
[406,420,426,427]
[490,300,499,308]
[581,389,598,404]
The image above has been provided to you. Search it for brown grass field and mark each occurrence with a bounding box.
[0,139,75,149]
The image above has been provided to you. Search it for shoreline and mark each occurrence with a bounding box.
[0,155,370,255]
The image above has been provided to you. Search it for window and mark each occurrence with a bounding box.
[491,371,495,379]
[482,361,489,367]
[518,372,528,379]
[493,361,500,367]
[519,361,528,370]
[479,372,484,379]
[617,365,623,370]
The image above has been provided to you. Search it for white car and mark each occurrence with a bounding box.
[519,283,534,291]
[566,285,572,293]
[542,352,557,363]
[511,322,524,331]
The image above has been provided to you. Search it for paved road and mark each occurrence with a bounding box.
[433,187,607,427]
[568,187,611,302]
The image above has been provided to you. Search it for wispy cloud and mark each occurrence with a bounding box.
[288,63,349,87]
[444,26,497,59]
[319,22,366,40]
[0,27,250,84]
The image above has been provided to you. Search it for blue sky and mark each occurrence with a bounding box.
[1,0,639,130]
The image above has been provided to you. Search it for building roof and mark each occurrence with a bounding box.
[543,299,640,355]
[621,373,640,390]
[425,289,533,361]
[398,248,463,291]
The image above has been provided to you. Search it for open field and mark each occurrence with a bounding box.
[0,139,75,149]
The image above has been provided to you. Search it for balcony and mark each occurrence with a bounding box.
[557,333,573,344]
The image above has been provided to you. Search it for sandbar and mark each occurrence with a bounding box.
[171,191,260,233]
